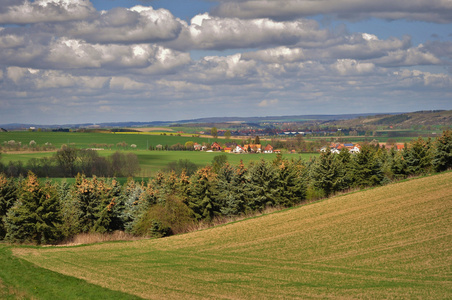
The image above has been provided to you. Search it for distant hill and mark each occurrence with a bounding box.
[0,113,391,130]
[322,110,452,128]
[2,111,450,130]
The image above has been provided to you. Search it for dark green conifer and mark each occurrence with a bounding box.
[0,174,18,239]
[432,130,452,172]
[5,172,62,244]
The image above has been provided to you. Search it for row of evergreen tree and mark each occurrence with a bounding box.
[0,131,450,245]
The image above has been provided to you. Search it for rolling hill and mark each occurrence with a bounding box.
[11,172,452,299]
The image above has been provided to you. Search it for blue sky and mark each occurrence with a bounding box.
[0,0,451,124]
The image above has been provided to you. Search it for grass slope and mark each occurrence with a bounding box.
[12,172,452,299]
[0,245,141,299]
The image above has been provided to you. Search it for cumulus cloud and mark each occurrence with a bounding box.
[212,0,452,23]
[0,35,191,73]
[57,6,182,44]
[370,47,442,67]
[166,13,328,50]
[0,1,450,124]
[0,0,96,24]
[333,59,375,75]
[395,69,452,88]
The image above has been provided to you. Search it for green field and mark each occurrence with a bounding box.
[1,147,317,178]
[0,131,213,150]
[6,172,451,299]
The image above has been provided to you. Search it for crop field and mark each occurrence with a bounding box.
[0,131,215,150]
[10,172,452,299]
[1,149,317,178]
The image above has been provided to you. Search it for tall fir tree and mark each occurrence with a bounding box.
[432,130,452,172]
[245,159,279,211]
[310,151,346,197]
[216,163,242,216]
[404,137,432,175]
[5,172,62,244]
[0,174,18,239]
[93,178,124,233]
[276,159,307,207]
[350,144,384,188]
[188,166,219,221]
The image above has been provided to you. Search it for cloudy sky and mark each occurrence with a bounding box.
[0,0,451,125]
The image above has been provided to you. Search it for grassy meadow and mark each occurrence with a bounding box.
[1,130,318,177]
[8,171,452,299]
[1,149,316,178]
[0,131,210,150]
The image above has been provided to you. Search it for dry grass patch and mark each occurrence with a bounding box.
[57,231,140,246]
[14,172,452,299]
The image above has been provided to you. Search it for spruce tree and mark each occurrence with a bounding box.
[350,145,384,188]
[404,137,432,175]
[0,174,18,239]
[188,166,219,221]
[93,178,124,233]
[216,163,242,216]
[276,159,306,207]
[432,130,452,172]
[245,159,279,211]
[389,147,408,179]
[74,174,102,232]
[310,151,346,197]
[5,172,62,244]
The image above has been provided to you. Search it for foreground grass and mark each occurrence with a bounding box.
[0,244,141,299]
[11,172,452,299]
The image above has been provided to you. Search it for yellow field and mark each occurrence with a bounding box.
[15,172,452,299]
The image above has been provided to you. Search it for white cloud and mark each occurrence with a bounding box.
[7,67,28,84]
[370,47,442,67]
[212,0,452,23]
[258,99,279,107]
[333,59,375,75]
[242,47,304,63]
[395,69,452,88]
[167,13,328,50]
[0,0,96,24]
[58,6,182,44]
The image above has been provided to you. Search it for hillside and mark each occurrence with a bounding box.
[13,172,452,299]
[323,110,452,128]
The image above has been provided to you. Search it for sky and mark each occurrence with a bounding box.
[0,0,451,125]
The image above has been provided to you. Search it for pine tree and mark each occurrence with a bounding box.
[216,163,242,216]
[389,147,408,179]
[5,172,62,244]
[404,137,432,175]
[276,159,307,207]
[121,179,145,233]
[188,166,219,221]
[310,151,346,197]
[432,130,452,172]
[0,174,18,239]
[93,178,124,233]
[57,180,80,239]
[245,159,279,211]
[350,144,384,188]
[73,174,102,233]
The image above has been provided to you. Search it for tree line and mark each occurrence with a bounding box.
[0,130,450,245]
[0,145,140,178]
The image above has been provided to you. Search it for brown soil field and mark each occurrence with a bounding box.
[126,127,175,132]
